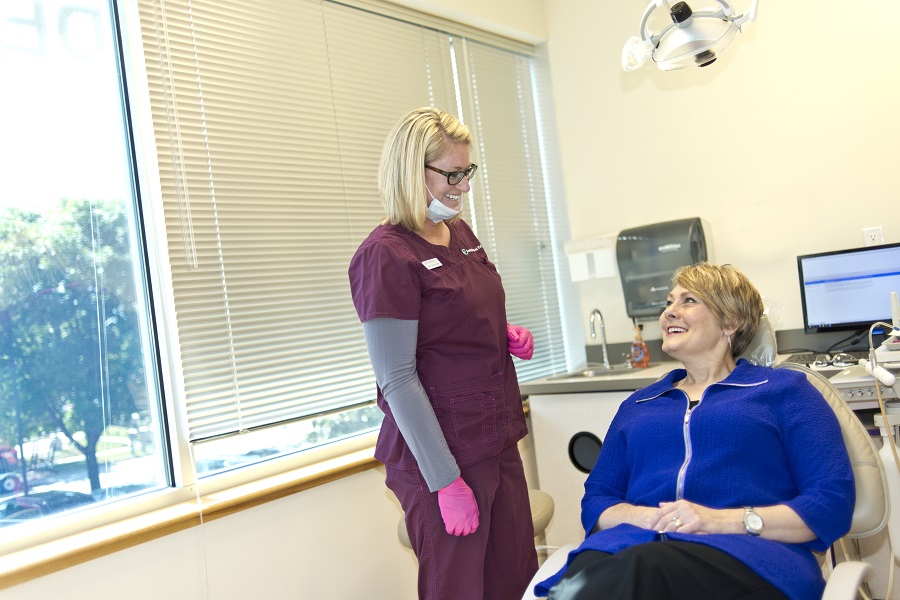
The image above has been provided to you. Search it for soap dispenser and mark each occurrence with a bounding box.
[630,324,650,368]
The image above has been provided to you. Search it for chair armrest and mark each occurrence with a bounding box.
[521,543,580,600]
[821,561,874,600]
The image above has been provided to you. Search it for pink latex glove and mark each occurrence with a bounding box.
[507,323,534,360]
[437,477,480,536]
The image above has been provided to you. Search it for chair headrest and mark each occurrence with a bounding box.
[738,314,777,367]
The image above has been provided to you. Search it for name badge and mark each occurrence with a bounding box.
[422,258,442,270]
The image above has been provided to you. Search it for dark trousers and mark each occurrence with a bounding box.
[548,541,788,600]
[386,445,538,600]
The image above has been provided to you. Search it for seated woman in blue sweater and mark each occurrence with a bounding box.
[538,263,855,600]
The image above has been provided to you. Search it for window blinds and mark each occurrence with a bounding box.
[137,0,570,441]
[453,39,570,381]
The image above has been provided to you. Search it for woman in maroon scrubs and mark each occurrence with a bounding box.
[349,107,538,599]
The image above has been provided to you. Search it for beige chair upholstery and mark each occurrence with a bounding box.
[398,487,555,550]
[520,347,889,600]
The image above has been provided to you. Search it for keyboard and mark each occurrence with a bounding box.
[782,350,870,367]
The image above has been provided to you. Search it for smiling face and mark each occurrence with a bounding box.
[423,143,472,211]
[659,284,735,363]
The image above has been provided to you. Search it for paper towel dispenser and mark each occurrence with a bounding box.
[616,218,708,319]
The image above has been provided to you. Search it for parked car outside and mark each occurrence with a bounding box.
[0,473,23,494]
[0,445,22,494]
[0,445,17,468]
[0,490,95,528]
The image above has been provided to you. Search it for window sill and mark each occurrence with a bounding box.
[0,446,378,590]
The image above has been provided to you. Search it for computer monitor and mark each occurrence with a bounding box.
[797,242,900,333]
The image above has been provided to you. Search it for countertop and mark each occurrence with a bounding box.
[520,361,680,396]
[519,354,869,397]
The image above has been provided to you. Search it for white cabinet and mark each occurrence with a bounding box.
[528,391,631,549]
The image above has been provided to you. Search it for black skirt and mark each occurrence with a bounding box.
[547,540,788,600]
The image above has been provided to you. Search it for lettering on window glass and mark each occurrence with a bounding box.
[4,2,104,58]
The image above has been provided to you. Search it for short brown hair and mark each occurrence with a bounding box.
[671,262,764,357]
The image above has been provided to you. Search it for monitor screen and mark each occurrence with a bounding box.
[797,242,900,333]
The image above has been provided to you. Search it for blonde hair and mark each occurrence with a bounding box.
[671,262,764,358]
[378,107,472,232]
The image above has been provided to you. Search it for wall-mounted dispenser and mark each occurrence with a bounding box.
[616,218,708,319]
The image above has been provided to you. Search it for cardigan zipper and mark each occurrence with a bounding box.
[675,390,694,500]
[653,376,767,501]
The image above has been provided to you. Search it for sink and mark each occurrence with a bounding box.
[547,362,660,380]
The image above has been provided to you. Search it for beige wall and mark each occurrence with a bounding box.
[396,0,547,42]
[1,466,421,600]
[543,0,900,344]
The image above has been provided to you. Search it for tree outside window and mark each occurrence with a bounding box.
[0,1,167,529]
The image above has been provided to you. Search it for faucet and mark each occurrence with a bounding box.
[588,308,611,369]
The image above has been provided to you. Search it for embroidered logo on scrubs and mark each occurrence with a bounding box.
[461,244,483,255]
[422,258,442,270]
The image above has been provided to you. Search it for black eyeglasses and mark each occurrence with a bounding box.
[425,163,478,186]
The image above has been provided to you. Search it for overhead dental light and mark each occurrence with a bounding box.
[622,0,759,71]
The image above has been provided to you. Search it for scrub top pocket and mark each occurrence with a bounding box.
[449,392,498,447]
[429,372,507,464]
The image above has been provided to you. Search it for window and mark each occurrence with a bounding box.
[0,0,572,549]
[0,0,168,540]
[135,0,573,478]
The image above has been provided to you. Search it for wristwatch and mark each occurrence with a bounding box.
[743,507,764,536]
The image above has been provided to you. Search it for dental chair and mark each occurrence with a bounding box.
[521,317,890,600]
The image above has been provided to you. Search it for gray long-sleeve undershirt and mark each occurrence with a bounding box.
[362,318,460,492]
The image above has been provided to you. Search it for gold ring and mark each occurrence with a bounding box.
[671,517,682,528]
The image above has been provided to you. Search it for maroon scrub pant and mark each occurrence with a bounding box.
[387,445,539,600]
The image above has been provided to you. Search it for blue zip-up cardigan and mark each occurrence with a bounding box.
[535,360,855,600]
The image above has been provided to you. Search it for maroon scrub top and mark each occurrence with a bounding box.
[349,220,528,470]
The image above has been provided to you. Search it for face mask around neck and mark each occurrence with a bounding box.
[425,187,462,223]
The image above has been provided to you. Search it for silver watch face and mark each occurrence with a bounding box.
[744,511,763,534]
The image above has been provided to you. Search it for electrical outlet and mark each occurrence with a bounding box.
[862,226,884,247]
